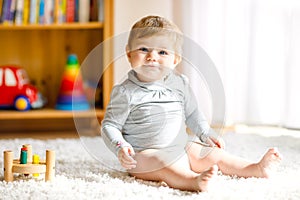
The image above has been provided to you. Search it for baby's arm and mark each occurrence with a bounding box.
[101,84,137,168]
[181,75,224,148]
[185,103,224,148]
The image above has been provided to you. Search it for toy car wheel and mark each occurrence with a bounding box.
[14,96,31,111]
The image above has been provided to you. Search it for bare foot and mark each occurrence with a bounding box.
[258,147,282,178]
[197,165,218,192]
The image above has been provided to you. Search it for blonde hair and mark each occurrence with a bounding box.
[127,15,183,55]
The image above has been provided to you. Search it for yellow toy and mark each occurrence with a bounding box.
[3,144,55,182]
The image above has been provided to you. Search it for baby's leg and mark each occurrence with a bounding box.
[186,142,282,178]
[128,149,218,191]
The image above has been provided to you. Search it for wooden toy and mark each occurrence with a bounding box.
[3,144,55,182]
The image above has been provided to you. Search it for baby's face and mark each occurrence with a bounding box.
[126,34,180,82]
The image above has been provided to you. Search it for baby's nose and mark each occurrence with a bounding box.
[146,50,159,61]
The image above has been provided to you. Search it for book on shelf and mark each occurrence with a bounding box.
[0,0,104,25]
[78,0,88,23]
[23,0,29,24]
[89,0,97,22]
[38,0,45,24]
[14,0,23,25]
[66,0,74,22]
[1,0,13,25]
[97,0,103,22]
[0,0,2,23]
[56,0,66,23]
[44,0,54,24]
[74,0,78,21]
[29,0,37,24]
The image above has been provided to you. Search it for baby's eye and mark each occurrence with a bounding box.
[159,50,168,55]
[138,47,149,52]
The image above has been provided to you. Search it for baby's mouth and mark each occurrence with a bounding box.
[144,63,160,68]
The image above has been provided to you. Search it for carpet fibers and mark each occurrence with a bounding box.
[0,132,299,200]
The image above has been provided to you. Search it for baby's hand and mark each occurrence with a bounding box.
[209,136,225,149]
[118,146,137,169]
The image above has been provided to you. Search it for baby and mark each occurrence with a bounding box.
[101,15,282,192]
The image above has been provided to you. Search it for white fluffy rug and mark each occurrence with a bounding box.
[0,131,299,200]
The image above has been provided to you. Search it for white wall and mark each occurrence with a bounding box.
[113,0,173,83]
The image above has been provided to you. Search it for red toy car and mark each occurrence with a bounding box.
[0,65,46,111]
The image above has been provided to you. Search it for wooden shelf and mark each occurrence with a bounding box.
[0,0,113,134]
[0,108,104,120]
[0,22,104,30]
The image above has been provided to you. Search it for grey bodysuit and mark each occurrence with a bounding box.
[101,70,210,156]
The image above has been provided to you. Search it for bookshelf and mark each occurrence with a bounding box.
[0,0,114,134]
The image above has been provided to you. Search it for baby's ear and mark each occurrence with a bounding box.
[174,55,182,65]
[126,45,131,60]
